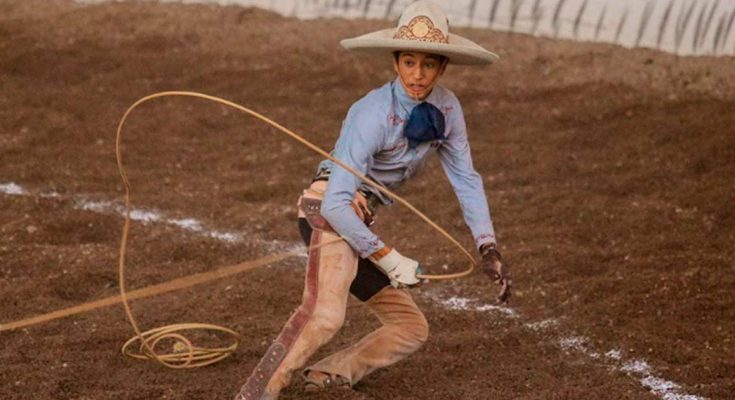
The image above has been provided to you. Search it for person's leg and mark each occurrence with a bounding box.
[304,286,429,387]
[267,230,357,391]
[235,227,358,400]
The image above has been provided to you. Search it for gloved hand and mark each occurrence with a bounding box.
[479,243,511,303]
[370,247,422,288]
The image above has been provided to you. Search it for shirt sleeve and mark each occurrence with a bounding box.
[321,105,386,258]
[437,99,497,250]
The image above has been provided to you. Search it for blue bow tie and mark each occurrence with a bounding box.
[404,102,446,149]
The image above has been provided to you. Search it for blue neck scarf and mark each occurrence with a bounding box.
[404,102,446,149]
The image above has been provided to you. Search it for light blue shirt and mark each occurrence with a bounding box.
[319,78,496,258]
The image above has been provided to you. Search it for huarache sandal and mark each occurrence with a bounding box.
[303,369,351,392]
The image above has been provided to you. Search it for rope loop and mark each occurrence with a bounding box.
[121,323,240,369]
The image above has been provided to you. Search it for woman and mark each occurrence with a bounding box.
[235,2,510,399]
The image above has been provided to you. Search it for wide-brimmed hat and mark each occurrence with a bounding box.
[340,1,498,66]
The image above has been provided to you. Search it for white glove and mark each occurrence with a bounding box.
[370,248,421,287]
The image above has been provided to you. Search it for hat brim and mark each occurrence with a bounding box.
[341,28,499,66]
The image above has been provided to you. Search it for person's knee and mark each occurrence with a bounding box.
[310,308,345,339]
[408,313,430,345]
[371,289,429,347]
[395,312,429,349]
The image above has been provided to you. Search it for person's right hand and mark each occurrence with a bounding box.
[370,247,422,287]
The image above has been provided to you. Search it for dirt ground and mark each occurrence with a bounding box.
[1,1,734,399]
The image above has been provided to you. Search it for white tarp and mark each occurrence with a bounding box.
[78,0,735,56]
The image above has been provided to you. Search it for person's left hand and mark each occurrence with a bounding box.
[479,244,511,303]
[351,192,374,226]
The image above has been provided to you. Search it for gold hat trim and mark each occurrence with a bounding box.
[393,15,449,44]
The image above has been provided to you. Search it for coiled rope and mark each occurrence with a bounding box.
[0,91,478,369]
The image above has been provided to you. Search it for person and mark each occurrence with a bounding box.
[234,2,510,399]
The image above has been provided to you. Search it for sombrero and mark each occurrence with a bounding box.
[340,1,499,66]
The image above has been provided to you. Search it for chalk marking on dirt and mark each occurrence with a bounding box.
[437,295,519,318]
[76,198,242,243]
[553,335,701,399]
[433,295,706,400]
[619,358,704,400]
[525,318,559,331]
[0,181,305,255]
[0,182,26,195]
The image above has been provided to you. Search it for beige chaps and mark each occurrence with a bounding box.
[235,181,429,400]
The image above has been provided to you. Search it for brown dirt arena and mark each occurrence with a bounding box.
[1,1,734,399]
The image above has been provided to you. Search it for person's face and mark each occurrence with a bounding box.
[393,51,448,101]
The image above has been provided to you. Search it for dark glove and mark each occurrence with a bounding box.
[479,243,512,303]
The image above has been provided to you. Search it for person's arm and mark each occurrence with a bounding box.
[321,104,422,287]
[438,99,511,302]
[320,106,387,258]
[437,100,497,250]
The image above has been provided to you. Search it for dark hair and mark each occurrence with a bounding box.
[393,51,448,63]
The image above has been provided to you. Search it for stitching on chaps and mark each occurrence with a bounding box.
[300,197,335,233]
[234,230,323,400]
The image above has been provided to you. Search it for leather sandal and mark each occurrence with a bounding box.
[302,369,351,392]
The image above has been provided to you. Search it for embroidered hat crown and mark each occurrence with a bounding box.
[393,2,449,44]
[340,1,498,66]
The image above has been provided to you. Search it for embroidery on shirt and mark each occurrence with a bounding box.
[383,141,407,153]
[388,112,405,126]
[475,233,495,243]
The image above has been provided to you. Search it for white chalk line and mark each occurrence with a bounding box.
[0,182,25,196]
[0,181,304,255]
[437,295,520,318]
[2,181,705,399]
[431,293,706,400]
